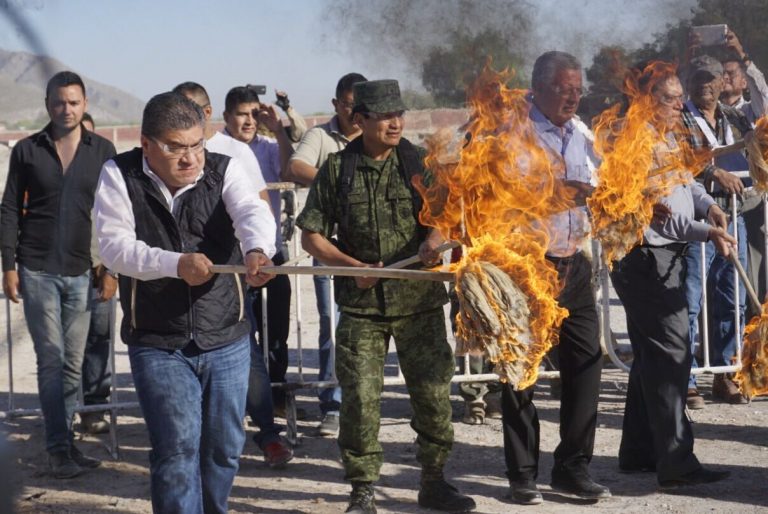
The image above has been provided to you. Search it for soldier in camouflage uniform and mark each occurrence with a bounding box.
[296,80,476,514]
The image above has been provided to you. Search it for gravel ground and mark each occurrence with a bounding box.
[1,143,768,513]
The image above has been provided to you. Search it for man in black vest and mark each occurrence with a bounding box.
[93,92,276,513]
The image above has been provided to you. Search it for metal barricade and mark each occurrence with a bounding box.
[0,294,138,459]
[600,187,768,376]
[2,182,765,453]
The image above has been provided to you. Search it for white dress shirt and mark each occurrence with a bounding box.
[207,131,267,191]
[94,153,276,281]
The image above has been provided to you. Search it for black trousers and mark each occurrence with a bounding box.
[501,252,603,481]
[251,249,292,407]
[611,246,701,481]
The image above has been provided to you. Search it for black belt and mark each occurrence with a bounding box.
[546,252,582,265]
[641,242,688,253]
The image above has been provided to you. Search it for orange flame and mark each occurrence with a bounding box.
[414,66,570,388]
[746,116,768,193]
[588,61,706,265]
[734,303,768,399]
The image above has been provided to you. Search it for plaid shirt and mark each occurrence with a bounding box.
[680,102,751,184]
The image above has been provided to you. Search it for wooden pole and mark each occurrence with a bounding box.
[210,264,454,282]
[385,241,460,270]
[729,252,762,313]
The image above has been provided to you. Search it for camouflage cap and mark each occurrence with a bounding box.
[353,79,407,114]
[688,55,723,84]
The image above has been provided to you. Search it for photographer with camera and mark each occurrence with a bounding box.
[718,30,768,324]
[222,85,297,465]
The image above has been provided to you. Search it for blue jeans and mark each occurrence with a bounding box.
[313,258,341,415]
[245,294,283,449]
[129,337,250,514]
[685,216,748,387]
[19,266,91,453]
[82,288,113,405]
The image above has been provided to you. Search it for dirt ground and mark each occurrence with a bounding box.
[1,143,768,513]
[3,270,768,514]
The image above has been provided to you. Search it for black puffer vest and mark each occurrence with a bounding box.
[113,148,249,350]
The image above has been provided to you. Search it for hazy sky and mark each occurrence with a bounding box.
[0,0,696,116]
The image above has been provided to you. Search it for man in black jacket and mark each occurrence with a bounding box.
[94,92,275,513]
[1,71,115,479]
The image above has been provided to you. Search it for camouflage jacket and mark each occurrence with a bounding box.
[296,140,448,316]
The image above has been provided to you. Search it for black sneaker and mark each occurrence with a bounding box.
[659,467,730,489]
[70,445,101,469]
[317,413,339,437]
[550,469,611,500]
[49,450,83,479]
[508,479,543,505]
[346,481,376,513]
[418,478,476,512]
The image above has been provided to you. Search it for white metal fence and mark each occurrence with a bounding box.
[1,184,765,454]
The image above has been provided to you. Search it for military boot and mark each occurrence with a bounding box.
[418,469,476,512]
[346,481,376,513]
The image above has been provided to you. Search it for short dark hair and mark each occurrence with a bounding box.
[336,73,367,99]
[82,112,95,128]
[172,81,211,107]
[224,86,261,113]
[141,92,204,139]
[45,71,86,100]
[532,51,581,91]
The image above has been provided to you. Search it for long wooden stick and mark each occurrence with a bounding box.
[711,140,746,157]
[728,252,762,312]
[385,241,460,269]
[210,264,454,282]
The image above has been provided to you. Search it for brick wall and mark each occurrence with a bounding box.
[0,109,470,149]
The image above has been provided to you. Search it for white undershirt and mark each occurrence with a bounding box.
[94,154,276,281]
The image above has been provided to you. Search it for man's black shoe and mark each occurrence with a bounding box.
[48,450,82,479]
[508,479,543,505]
[70,445,101,469]
[658,467,730,489]
[418,478,476,512]
[618,461,656,474]
[346,482,376,513]
[551,471,611,500]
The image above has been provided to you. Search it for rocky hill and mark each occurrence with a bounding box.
[0,48,144,129]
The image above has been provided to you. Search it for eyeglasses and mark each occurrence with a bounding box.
[363,110,405,121]
[658,93,684,106]
[335,98,355,109]
[551,86,586,98]
[151,137,206,156]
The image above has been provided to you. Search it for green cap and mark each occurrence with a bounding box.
[353,79,407,114]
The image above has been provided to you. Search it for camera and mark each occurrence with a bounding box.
[690,24,728,47]
[247,84,267,95]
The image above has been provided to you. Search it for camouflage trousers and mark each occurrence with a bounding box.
[336,307,455,483]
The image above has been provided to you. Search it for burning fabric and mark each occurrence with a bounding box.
[588,62,704,265]
[745,116,768,194]
[454,248,536,387]
[415,67,571,389]
[734,304,768,399]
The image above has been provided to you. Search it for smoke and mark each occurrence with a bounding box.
[531,0,698,67]
[321,0,533,83]
[321,0,698,87]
